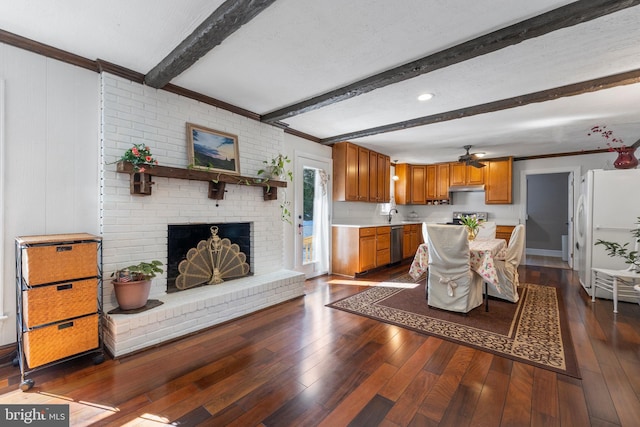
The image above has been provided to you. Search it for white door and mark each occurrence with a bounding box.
[294,154,332,278]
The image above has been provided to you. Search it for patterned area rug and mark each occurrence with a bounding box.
[328,282,580,378]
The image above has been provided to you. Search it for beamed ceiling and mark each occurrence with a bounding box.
[2,0,640,164]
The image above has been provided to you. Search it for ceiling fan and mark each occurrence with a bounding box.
[458,145,486,168]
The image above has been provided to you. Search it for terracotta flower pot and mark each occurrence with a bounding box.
[112,279,151,310]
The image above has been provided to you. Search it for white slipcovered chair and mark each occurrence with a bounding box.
[476,221,497,240]
[487,224,525,303]
[426,224,484,313]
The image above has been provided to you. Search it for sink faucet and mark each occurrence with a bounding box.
[388,208,398,224]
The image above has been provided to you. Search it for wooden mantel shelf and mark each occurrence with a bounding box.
[116,161,287,200]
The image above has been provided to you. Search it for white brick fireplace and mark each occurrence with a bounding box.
[100,74,304,357]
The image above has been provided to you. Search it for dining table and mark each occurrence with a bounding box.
[408,238,507,289]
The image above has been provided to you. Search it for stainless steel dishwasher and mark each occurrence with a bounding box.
[390,225,403,264]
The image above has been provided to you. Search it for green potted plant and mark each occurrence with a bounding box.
[257,154,293,182]
[459,215,484,240]
[111,260,164,310]
[257,154,293,223]
[595,217,640,272]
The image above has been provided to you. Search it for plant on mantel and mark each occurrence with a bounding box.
[117,143,159,172]
[257,154,294,224]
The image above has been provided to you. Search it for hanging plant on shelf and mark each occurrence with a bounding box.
[257,154,293,182]
[257,154,294,223]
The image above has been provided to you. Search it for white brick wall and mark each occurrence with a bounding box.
[101,73,288,310]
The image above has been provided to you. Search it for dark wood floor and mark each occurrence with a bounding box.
[0,263,638,426]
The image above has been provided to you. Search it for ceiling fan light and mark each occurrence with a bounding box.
[475,152,486,158]
[417,93,434,101]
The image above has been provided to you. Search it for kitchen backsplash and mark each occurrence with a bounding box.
[333,191,520,225]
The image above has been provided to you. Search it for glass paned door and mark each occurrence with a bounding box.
[295,155,331,278]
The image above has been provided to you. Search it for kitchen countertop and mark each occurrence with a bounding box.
[332,221,424,228]
[332,219,522,228]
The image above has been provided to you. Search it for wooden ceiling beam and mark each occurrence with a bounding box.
[262,0,640,124]
[144,0,277,89]
[319,68,640,145]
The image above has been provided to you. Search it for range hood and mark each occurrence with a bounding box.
[448,184,485,192]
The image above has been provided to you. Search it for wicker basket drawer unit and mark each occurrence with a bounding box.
[22,278,97,328]
[15,233,103,389]
[23,314,99,368]
[21,241,98,286]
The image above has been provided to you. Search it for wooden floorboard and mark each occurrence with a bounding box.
[0,260,639,426]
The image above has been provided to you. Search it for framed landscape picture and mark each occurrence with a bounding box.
[186,123,240,174]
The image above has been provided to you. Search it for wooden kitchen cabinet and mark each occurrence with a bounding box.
[395,164,427,205]
[436,163,450,200]
[333,141,389,202]
[332,141,368,201]
[381,154,391,203]
[369,152,391,203]
[332,226,377,276]
[426,163,450,202]
[357,146,370,201]
[450,162,485,186]
[410,165,426,204]
[496,225,516,244]
[402,224,421,259]
[485,157,513,204]
[426,165,437,200]
[376,226,391,266]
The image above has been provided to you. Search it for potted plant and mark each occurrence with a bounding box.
[257,154,294,223]
[595,217,640,272]
[257,154,293,182]
[111,260,164,310]
[117,143,159,172]
[459,215,484,240]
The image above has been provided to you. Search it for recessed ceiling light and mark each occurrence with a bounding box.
[417,93,434,101]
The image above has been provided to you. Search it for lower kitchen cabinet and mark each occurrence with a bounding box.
[402,224,422,259]
[496,225,516,244]
[332,225,393,276]
[376,226,391,266]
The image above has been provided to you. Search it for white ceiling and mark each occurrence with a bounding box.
[1,0,640,164]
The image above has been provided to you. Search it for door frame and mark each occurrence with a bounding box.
[293,150,332,278]
[520,166,581,269]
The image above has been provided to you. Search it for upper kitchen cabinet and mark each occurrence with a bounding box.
[333,141,389,202]
[484,157,513,204]
[450,163,485,186]
[395,164,426,205]
[436,163,450,200]
[426,163,450,202]
[369,151,391,203]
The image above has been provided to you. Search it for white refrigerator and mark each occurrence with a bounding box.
[576,168,640,301]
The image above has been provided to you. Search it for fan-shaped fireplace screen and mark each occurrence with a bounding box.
[175,226,250,290]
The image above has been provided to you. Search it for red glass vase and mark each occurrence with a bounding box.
[613,147,638,169]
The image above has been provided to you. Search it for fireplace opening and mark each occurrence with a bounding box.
[167,222,252,293]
